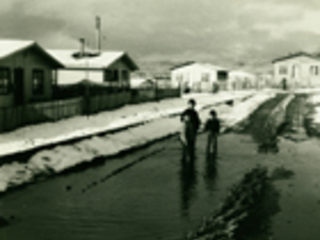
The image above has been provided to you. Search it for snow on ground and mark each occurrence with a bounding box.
[306,93,320,124]
[0,91,253,158]
[0,91,275,193]
[218,92,276,131]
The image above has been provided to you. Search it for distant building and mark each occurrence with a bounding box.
[130,73,155,89]
[47,50,139,89]
[154,72,173,89]
[256,73,273,89]
[229,70,256,90]
[272,52,320,89]
[0,39,63,108]
[170,62,228,93]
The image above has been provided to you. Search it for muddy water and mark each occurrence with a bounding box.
[0,134,258,240]
[1,94,320,240]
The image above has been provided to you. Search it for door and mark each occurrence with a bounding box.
[14,68,24,105]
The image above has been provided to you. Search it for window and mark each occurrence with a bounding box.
[104,69,113,82]
[175,74,182,83]
[217,71,228,81]
[0,68,11,94]
[32,69,45,95]
[121,70,129,81]
[121,70,129,89]
[201,73,210,82]
[52,70,57,85]
[279,66,287,75]
[310,66,319,76]
[113,70,119,81]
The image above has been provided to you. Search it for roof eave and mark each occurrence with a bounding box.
[34,43,64,68]
[0,41,35,61]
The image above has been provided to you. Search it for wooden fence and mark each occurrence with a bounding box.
[0,98,83,133]
[156,88,180,100]
[0,88,180,133]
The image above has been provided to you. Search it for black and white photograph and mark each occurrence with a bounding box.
[1,0,320,239]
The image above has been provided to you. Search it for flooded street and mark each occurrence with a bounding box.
[1,94,320,240]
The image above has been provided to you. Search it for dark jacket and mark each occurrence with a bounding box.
[181,108,201,132]
[204,118,220,134]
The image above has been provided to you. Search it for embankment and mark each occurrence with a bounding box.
[0,92,274,194]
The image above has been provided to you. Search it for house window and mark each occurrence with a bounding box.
[121,70,129,81]
[104,69,113,82]
[201,73,210,82]
[217,71,228,81]
[311,66,319,75]
[279,66,288,75]
[52,70,57,85]
[32,69,45,95]
[175,74,183,83]
[113,70,119,81]
[0,68,11,95]
[121,70,129,89]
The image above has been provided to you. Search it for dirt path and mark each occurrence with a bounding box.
[281,94,309,141]
[236,94,287,152]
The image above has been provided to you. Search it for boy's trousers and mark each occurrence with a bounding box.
[206,133,218,155]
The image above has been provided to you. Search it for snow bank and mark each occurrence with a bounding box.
[218,92,276,131]
[0,91,253,158]
[306,93,320,124]
[0,91,269,193]
[306,94,320,105]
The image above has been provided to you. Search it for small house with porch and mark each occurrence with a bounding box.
[272,52,320,89]
[0,39,63,107]
[47,50,139,90]
[170,62,229,93]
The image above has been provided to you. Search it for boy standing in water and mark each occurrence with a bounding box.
[180,99,201,161]
[204,110,220,155]
[180,114,194,161]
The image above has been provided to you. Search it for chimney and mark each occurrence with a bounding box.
[79,38,86,58]
[95,16,102,53]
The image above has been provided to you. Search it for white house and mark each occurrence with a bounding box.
[229,70,256,90]
[272,52,320,89]
[170,62,228,93]
[47,49,139,89]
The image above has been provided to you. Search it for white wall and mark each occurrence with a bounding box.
[171,63,218,91]
[273,56,320,88]
[57,70,103,85]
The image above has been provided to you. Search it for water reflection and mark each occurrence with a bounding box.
[179,158,197,217]
[235,180,281,240]
[257,136,279,154]
[204,151,218,193]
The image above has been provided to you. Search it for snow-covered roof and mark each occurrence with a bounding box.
[130,78,155,88]
[0,39,34,59]
[272,52,320,64]
[0,39,63,67]
[171,62,228,72]
[47,49,139,70]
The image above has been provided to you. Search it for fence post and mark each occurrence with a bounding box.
[155,80,159,101]
[83,84,90,116]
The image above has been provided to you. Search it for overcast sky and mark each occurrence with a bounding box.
[1,0,320,70]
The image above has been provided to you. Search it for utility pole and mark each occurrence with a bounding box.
[96,16,102,53]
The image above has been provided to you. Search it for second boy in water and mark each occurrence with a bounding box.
[204,109,220,155]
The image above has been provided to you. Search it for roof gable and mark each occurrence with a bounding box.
[0,39,64,67]
[0,39,34,59]
[272,52,320,64]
